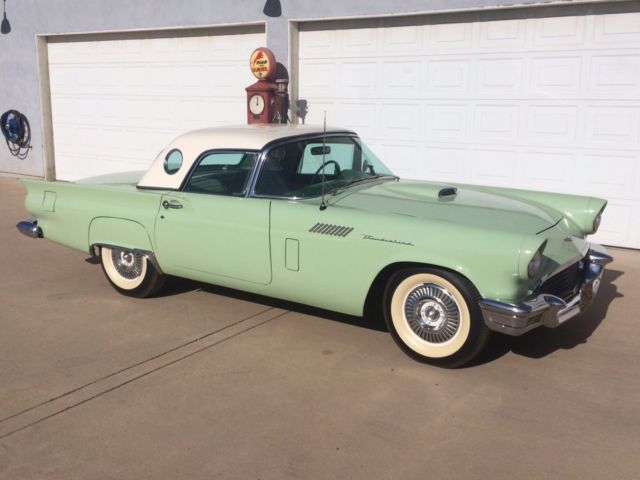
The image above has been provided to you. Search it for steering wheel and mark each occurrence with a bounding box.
[311,160,341,183]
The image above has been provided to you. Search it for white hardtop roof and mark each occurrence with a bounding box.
[138,124,355,189]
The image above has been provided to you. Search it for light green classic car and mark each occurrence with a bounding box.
[18,124,612,367]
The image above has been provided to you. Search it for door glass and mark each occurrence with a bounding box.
[184,151,258,196]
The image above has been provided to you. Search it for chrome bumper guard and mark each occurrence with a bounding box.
[479,244,613,336]
[16,220,42,239]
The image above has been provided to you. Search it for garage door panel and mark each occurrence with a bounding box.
[299,61,336,97]
[425,104,468,139]
[476,57,525,95]
[426,60,471,96]
[522,150,575,190]
[597,202,636,247]
[299,9,640,247]
[342,28,379,55]
[534,15,587,47]
[589,55,640,97]
[338,62,377,97]
[471,149,519,187]
[382,25,423,54]
[530,56,583,96]
[473,104,520,141]
[375,143,420,177]
[382,61,421,97]
[525,105,578,143]
[594,12,640,45]
[583,153,637,198]
[585,106,640,147]
[49,29,263,182]
[423,146,466,181]
[429,22,473,51]
[335,102,377,136]
[478,19,528,50]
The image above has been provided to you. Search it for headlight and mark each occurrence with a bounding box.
[527,250,542,278]
[593,212,602,233]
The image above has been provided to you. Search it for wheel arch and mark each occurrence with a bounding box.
[89,217,154,252]
[88,217,162,273]
[363,261,479,320]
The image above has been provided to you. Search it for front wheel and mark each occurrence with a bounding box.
[100,246,165,298]
[383,268,491,368]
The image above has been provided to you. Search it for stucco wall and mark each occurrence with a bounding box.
[0,0,627,177]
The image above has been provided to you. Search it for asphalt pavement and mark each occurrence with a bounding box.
[0,176,638,480]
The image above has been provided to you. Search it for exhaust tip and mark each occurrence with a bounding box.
[16,220,42,238]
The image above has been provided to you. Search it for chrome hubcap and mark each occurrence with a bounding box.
[111,249,144,280]
[404,283,460,343]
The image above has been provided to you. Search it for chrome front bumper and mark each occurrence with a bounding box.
[16,220,42,238]
[479,244,613,336]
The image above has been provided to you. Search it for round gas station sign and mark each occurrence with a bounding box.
[250,47,276,80]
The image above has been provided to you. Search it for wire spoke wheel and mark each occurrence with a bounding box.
[111,249,145,280]
[404,283,461,343]
[384,269,491,367]
[100,246,165,298]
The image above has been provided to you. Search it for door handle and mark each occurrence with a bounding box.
[162,200,183,210]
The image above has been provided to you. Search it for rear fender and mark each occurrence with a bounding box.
[89,217,153,252]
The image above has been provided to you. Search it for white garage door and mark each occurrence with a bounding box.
[48,26,264,181]
[298,9,640,248]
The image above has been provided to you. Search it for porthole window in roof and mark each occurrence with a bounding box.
[164,149,183,175]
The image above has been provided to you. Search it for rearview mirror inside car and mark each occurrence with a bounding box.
[310,146,331,155]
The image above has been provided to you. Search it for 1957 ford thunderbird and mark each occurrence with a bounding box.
[17,124,612,367]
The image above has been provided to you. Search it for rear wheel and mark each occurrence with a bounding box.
[100,246,165,298]
[384,268,491,368]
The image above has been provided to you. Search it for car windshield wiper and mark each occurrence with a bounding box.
[329,175,397,195]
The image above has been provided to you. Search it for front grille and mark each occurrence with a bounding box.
[537,258,586,302]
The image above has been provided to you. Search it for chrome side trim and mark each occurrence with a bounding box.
[90,243,163,275]
[16,220,42,239]
[479,242,611,336]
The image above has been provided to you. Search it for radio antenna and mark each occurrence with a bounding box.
[319,111,327,211]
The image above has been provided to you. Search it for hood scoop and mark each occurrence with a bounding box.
[438,187,457,200]
[381,182,460,201]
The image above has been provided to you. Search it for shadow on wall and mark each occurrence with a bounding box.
[1,0,10,35]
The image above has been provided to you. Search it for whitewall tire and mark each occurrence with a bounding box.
[384,268,491,367]
[100,246,165,298]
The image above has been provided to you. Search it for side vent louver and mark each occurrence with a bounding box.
[309,223,354,237]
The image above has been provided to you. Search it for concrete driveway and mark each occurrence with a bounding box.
[0,176,638,479]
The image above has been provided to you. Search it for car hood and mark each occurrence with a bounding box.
[332,179,563,235]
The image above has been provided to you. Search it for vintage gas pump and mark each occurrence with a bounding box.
[245,47,288,124]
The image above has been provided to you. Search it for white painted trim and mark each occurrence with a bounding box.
[290,0,629,25]
[35,35,55,181]
[35,21,266,40]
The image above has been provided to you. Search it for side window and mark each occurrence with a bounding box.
[164,149,183,175]
[199,152,245,167]
[183,151,257,196]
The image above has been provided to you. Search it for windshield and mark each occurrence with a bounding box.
[254,135,395,198]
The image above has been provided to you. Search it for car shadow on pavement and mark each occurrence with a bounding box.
[140,267,623,365]
[157,276,388,332]
[468,269,624,367]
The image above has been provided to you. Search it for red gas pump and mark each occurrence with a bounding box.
[245,47,288,124]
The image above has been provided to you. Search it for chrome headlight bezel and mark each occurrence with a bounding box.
[527,250,542,279]
[592,211,602,234]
